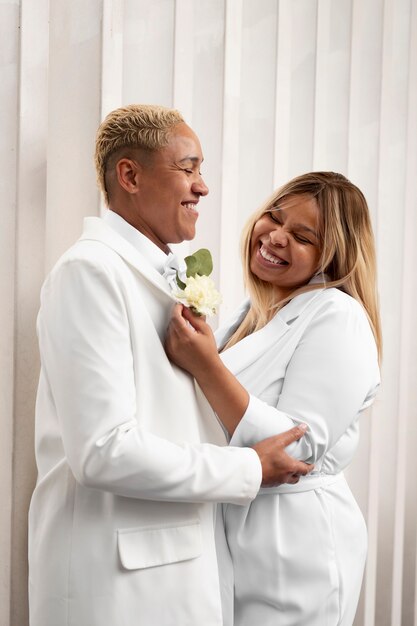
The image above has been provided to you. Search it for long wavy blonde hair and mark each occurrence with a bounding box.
[224,171,382,360]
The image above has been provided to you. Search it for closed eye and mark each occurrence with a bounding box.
[183,168,204,176]
[268,213,315,244]
[293,233,314,245]
[268,211,281,224]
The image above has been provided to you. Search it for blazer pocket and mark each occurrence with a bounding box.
[117,519,202,570]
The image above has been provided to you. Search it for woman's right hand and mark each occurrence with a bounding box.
[165,304,220,378]
[165,304,250,435]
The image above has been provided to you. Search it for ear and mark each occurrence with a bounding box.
[115,158,141,195]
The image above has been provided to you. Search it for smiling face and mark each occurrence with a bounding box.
[250,194,322,299]
[114,122,209,252]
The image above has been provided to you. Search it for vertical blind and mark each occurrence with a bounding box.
[1,1,416,624]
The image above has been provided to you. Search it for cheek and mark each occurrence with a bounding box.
[296,247,320,272]
[251,221,266,245]
[312,246,322,267]
[308,251,321,274]
[249,229,259,253]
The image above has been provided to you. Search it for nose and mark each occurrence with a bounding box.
[270,226,288,247]
[192,174,209,197]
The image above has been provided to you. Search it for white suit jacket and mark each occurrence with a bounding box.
[28,217,261,626]
[216,285,380,477]
[213,282,380,626]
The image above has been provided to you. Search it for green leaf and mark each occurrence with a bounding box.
[185,248,213,277]
[176,272,186,290]
[184,254,199,277]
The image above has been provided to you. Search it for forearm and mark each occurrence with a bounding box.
[194,357,249,436]
[165,305,250,434]
[230,298,380,464]
[229,395,313,460]
[65,419,261,504]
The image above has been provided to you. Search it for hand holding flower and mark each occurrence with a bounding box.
[165,248,249,435]
[165,304,220,378]
[165,304,250,436]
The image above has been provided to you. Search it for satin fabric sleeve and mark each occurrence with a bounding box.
[229,295,380,464]
[38,257,261,504]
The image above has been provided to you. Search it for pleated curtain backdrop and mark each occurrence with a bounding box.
[1,1,416,625]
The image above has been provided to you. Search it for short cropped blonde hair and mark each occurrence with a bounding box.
[94,104,184,204]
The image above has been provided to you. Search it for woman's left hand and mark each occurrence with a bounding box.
[165,304,220,377]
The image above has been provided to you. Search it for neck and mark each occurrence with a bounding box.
[108,205,170,254]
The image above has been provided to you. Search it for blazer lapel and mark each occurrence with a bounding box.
[218,306,290,376]
[277,287,325,324]
[217,287,325,377]
[215,299,251,350]
[79,217,174,299]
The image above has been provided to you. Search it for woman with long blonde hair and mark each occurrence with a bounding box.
[165,171,381,626]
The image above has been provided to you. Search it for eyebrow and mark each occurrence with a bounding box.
[292,223,319,238]
[178,156,203,164]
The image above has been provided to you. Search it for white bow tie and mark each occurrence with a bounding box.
[162,252,187,290]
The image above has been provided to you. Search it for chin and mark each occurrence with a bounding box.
[182,228,196,241]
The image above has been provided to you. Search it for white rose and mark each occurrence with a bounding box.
[174,274,222,316]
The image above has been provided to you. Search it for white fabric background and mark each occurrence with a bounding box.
[1,1,416,624]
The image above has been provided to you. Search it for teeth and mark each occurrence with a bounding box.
[183,203,196,210]
[260,245,287,265]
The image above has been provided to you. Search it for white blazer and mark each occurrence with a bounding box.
[28,217,261,626]
[216,285,380,473]
[215,286,380,625]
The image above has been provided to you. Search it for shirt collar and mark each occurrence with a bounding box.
[102,209,169,274]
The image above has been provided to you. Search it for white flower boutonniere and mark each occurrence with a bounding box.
[173,249,222,317]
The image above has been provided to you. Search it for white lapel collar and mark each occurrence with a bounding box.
[215,299,251,350]
[278,286,325,324]
[217,286,326,376]
[79,217,174,298]
[218,304,290,376]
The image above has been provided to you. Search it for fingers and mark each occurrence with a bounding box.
[169,305,197,339]
[181,305,206,323]
[171,303,188,327]
[170,304,202,334]
[279,457,314,482]
[286,461,314,484]
[181,305,207,331]
[275,423,308,447]
[292,461,314,476]
[287,474,301,484]
[165,305,189,356]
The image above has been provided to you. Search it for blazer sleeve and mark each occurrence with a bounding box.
[38,256,261,504]
[229,294,380,464]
